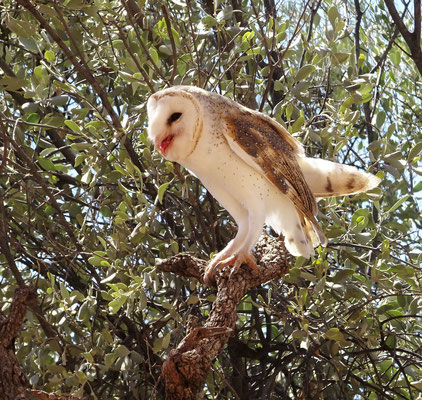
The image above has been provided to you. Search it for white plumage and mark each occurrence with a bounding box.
[147,86,380,284]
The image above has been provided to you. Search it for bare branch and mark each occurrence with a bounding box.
[384,0,422,75]
[158,234,290,399]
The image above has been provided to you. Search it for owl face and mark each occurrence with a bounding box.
[147,89,203,162]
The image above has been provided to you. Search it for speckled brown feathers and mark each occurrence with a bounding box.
[224,109,326,245]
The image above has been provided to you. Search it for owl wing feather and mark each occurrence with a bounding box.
[223,108,327,246]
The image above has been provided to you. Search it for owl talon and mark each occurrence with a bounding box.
[204,252,259,286]
[227,253,259,278]
[204,260,225,286]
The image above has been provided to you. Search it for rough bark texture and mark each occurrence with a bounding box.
[384,0,422,76]
[0,286,88,400]
[157,234,290,400]
[0,286,37,400]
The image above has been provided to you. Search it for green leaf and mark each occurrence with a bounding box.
[332,268,354,283]
[291,113,305,133]
[45,50,55,62]
[34,65,45,81]
[327,6,340,28]
[294,65,315,82]
[53,80,72,91]
[37,157,56,171]
[64,120,81,133]
[408,140,422,161]
[149,47,160,66]
[331,52,349,65]
[104,352,117,369]
[0,77,26,90]
[375,111,386,128]
[88,255,109,266]
[108,294,128,313]
[157,182,170,204]
[324,328,345,341]
[386,195,409,214]
[100,205,113,217]
[25,113,40,123]
[71,142,91,151]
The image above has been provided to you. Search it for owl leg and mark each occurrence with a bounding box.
[223,209,265,277]
[204,219,249,285]
[204,210,265,285]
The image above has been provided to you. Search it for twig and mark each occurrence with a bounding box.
[257,0,311,111]
[113,20,155,92]
[161,4,178,84]
[299,0,322,69]
[120,0,166,83]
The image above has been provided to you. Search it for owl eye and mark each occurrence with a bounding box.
[168,112,182,124]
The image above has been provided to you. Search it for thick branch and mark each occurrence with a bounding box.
[0,287,85,400]
[0,286,36,399]
[384,0,422,75]
[416,0,421,44]
[157,235,290,399]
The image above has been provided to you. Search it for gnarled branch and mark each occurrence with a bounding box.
[157,234,290,399]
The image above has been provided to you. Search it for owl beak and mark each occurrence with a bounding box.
[156,134,174,156]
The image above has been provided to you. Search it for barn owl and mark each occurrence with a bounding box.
[147,86,380,284]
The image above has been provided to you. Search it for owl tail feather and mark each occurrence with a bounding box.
[298,158,381,198]
[266,198,325,259]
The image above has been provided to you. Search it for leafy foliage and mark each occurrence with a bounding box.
[0,0,421,398]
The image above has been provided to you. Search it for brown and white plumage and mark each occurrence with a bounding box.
[147,86,380,284]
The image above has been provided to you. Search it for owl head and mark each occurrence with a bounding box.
[147,87,203,162]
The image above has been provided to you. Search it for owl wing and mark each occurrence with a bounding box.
[223,108,327,246]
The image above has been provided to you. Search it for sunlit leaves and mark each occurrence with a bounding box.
[0,0,421,398]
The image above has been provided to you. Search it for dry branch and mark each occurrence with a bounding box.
[157,234,290,399]
[0,286,37,400]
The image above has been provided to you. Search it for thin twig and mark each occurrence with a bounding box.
[112,20,155,92]
[120,0,166,83]
[161,4,178,84]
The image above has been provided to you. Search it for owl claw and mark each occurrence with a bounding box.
[204,252,259,286]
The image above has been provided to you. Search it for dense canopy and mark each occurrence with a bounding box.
[0,0,421,399]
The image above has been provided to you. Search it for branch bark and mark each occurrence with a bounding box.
[0,286,37,400]
[384,0,422,76]
[0,286,88,400]
[157,234,290,399]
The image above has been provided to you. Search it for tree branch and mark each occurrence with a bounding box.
[415,0,421,44]
[162,5,178,85]
[157,234,290,399]
[384,0,413,43]
[0,287,85,400]
[384,0,422,75]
